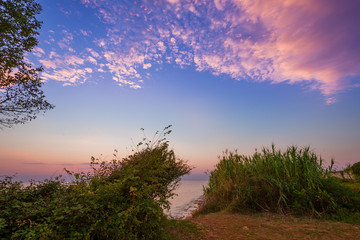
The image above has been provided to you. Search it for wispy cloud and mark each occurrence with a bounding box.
[33,0,360,102]
[79,29,92,37]
[32,47,45,57]
[22,162,47,165]
[34,28,97,85]
[55,162,89,166]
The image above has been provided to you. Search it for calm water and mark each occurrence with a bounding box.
[166,180,208,219]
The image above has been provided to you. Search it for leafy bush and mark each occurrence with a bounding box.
[352,162,360,178]
[0,126,192,239]
[198,144,360,222]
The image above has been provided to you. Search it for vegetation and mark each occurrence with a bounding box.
[2,135,360,239]
[197,144,360,224]
[352,161,360,180]
[0,0,54,128]
[0,126,192,239]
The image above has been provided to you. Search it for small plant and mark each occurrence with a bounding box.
[0,125,192,239]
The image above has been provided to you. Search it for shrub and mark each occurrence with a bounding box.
[198,144,360,221]
[0,126,192,239]
[352,162,360,178]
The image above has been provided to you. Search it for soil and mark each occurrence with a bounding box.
[190,212,360,240]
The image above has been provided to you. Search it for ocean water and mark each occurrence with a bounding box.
[166,180,208,219]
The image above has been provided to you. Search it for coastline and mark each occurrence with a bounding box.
[166,180,207,219]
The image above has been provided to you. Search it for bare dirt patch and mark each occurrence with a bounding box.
[191,212,360,240]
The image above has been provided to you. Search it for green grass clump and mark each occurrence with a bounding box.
[0,126,192,239]
[198,144,360,223]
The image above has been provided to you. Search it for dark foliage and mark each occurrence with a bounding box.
[0,0,54,128]
[0,126,192,239]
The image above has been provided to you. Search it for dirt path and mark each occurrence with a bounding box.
[190,213,360,240]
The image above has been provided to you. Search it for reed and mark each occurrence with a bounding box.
[199,144,360,220]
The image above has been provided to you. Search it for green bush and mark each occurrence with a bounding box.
[0,126,192,239]
[198,144,360,222]
[352,162,360,178]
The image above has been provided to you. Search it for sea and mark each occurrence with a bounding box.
[166,180,208,219]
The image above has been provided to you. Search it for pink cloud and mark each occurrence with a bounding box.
[39,53,94,85]
[232,0,360,100]
[143,63,152,69]
[64,55,85,66]
[32,47,45,57]
[86,48,101,59]
[79,29,92,36]
[39,59,57,69]
[31,28,101,86]
[87,56,97,65]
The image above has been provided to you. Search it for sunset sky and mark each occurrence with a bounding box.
[1,0,360,181]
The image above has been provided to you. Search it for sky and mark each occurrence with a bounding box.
[1,0,360,181]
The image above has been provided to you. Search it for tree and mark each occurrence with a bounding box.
[0,0,54,128]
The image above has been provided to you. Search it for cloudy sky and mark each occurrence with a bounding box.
[1,0,360,180]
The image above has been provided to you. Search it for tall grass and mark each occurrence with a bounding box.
[199,144,360,221]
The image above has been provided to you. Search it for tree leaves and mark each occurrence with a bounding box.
[0,0,54,128]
